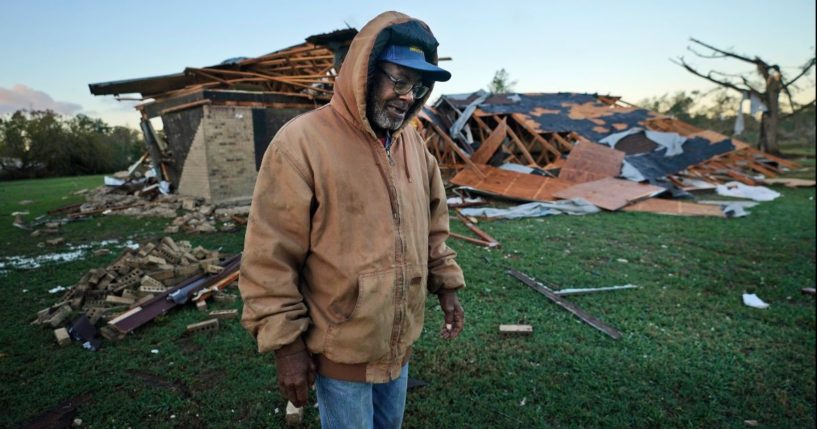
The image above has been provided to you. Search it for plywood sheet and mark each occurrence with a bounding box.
[553,177,663,211]
[450,165,573,202]
[622,198,725,217]
[558,142,625,183]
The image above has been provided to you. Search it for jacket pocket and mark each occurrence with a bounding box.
[403,265,428,346]
[324,267,397,363]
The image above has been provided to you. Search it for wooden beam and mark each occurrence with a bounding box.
[427,122,486,178]
[507,268,622,339]
[510,113,562,159]
[503,123,540,167]
[471,117,508,164]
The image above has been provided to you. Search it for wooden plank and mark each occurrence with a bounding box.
[450,164,574,202]
[427,121,486,178]
[471,117,508,164]
[553,177,663,211]
[550,132,574,151]
[499,324,533,335]
[558,142,625,184]
[455,212,500,247]
[502,122,539,166]
[555,285,640,296]
[449,232,497,248]
[622,198,725,217]
[510,113,561,158]
[507,269,622,339]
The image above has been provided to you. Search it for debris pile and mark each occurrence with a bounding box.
[44,184,250,235]
[32,237,240,348]
[417,91,807,222]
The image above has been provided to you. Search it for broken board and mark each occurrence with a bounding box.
[558,141,625,183]
[554,177,663,211]
[451,165,573,202]
[622,198,725,217]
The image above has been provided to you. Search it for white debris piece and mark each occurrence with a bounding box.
[742,293,769,309]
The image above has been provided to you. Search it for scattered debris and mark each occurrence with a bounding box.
[209,309,239,320]
[12,211,30,230]
[186,318,219,334]
[32,237,241,346]
[53,328,71,346]
[499,324,533,335]
[554,284,639,296]
[46,237,65,246]
[508,268,622,339]
[460,199,599,219]
[450,211,500,248]
[286,401,304,426]
[742,293,770,309]
[622,198,725,217]
[716,182,781,202]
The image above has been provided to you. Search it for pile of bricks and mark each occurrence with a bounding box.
[47,185,250,234]
[31,237,238,341]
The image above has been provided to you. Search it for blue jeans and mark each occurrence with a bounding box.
[315,364,409,429]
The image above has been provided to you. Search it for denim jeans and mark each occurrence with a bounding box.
[315,364,409,429]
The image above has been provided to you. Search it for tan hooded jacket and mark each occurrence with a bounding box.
[239,11,465,383]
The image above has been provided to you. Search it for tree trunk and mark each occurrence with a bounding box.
[759,74,782,155]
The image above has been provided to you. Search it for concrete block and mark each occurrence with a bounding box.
[54,328,71,346]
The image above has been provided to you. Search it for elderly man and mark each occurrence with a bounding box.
[238,11,465,428]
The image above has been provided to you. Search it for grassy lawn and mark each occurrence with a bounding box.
[0,174,814,428]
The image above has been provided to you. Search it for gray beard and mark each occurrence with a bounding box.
[371,101,405,131]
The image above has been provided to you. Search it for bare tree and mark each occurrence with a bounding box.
[673,38,815,154]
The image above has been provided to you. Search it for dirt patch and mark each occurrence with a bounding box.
[127,370,192,399]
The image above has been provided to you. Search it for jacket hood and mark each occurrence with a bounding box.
[330,11,443,138]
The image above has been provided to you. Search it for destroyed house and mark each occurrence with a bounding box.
[417,91,794,204]
[89,29,357,204]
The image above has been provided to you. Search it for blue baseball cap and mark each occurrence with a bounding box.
[378,44,451,82]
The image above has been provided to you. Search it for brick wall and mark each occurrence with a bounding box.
[202,106,256,204]
[177,116,211,199]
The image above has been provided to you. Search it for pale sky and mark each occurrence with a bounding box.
[1,0,814,129]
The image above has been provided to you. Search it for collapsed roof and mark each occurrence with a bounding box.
[89,28,358,105]
[418,91,797,211]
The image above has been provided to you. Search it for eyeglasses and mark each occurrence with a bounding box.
[378,68,429,99]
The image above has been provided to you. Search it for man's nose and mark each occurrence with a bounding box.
[397,90,415,103]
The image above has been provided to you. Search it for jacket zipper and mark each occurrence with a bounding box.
[381,133,404,375]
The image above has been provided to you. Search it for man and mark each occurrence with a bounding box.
[238,11,465,428]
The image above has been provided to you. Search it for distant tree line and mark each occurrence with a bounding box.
[0,110,143,180]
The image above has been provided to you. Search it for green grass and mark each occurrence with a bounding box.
[1,176,814,428]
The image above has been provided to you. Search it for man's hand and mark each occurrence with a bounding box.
[274,340,315,407]
[438,290,464,339]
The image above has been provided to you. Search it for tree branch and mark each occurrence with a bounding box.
[781,98,815,120]
[740,75,762,95]
[782,85,796,112]
[689,38,760,66]
[671,57,747,93]
[782,57,816,88]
